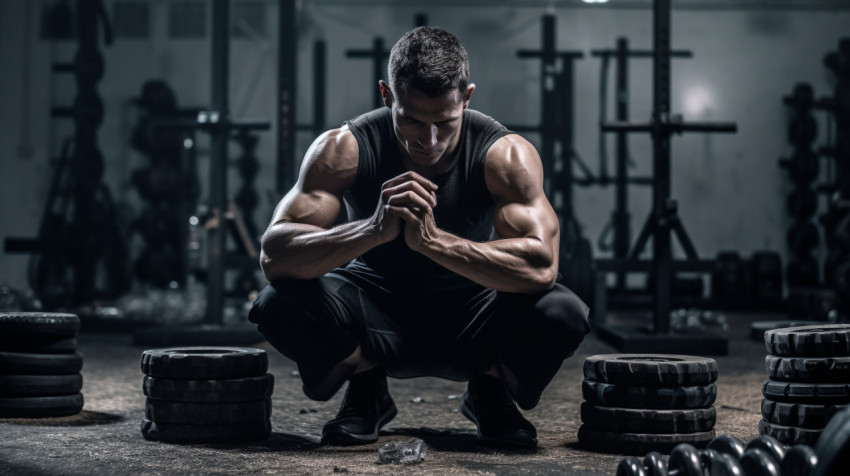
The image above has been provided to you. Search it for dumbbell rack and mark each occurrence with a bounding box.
[594,0,737,355]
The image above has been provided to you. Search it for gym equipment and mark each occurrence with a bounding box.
[764,324,850,357]
[139,347,273,444]
[811,405,850,476]
[583,354,718,387]
[762,399,846,430]
[580,403,715,434]
[583,380,717,409]
[765,355,850,382]
[593,0,736,355]
[0,312,83,418]
[4,1,130,309]
[578,426,715,455]
[759,420,822,446]
[591,37,690,301]
[781,445,818,476]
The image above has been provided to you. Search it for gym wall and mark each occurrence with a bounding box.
[0,0,848,290]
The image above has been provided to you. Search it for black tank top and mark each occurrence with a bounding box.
[343,108,511,291]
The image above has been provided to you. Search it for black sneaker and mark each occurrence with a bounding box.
[321,368,397,446]
[460,374,538,449]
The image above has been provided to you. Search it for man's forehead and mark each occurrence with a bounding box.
[394,86,465,119]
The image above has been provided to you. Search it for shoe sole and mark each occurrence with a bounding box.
[321,403,398,446]
[459,398,538,449]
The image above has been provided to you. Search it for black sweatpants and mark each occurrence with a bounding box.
[248,262,590,410]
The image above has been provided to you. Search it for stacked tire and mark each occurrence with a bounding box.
[0,312,84,418]
[141,347,274,443]
[578,354,718,454]
[760,324,850,445]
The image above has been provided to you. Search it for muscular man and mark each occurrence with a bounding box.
[250,26,590,448]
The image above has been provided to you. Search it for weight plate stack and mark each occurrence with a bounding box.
[578,354,718,455]
[139,347,273,443]
[0,312,84,418]
[760,324,850,445]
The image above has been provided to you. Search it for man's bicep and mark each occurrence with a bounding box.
[493,197,558,242]
[273,188,342,229]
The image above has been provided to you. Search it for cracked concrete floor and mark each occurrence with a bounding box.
[0,312,774,475]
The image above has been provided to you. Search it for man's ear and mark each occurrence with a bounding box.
[463,83,476,109]
[379,80,393,108]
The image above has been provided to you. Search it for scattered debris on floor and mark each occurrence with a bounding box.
[377,438,427,465]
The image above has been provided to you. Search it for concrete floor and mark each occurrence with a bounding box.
[0,311,776,476]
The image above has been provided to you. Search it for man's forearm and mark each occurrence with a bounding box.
[417,231,558,294]
[260,220,385,281]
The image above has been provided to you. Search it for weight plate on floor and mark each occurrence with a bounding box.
[0,313,80,338]
[582,379,717,409]
[140,347,268,379]
[761,398,846,429]
[145,398,271,425]
[580,403,716,434]
[762,379,850,405]
[764,324,850,356]
[750,320,822,341]
[0,374,82,397]
[583,354,718,386]
[578,426,715,455]
[0,393,84,418]
[765,355,850,382]
[759,419,822,446]
[0,337,77,354]
[0,352,83,375]
[143,374,274,403]
[140,418,271,444]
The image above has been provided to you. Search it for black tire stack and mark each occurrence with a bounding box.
[140,347,274,443]
[578,354,718,454]
[760,324,850,446]
[0,312,84,418]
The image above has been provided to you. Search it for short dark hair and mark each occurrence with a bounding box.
[388,26,470,98]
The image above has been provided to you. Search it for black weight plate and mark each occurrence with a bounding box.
[739,448,781,476]
[582,379,717,409]
[762,379,850,405]
[0,374,82,397]
[758,420,821,446]
[750,320,822,342]
[746,433,787,464]
[141,347,267,379]
[812,406,850,476]
[0,337,77,354]
[580,403,716,434]
[577,425,715,455]
[0,352,83,375]
[764,324,850,356]
[761,398,846,429]
[706,434,746,460]
[765,355,850,382]
[0,313,80,338]
[0,393,84,418]
[583,354,718,386]
[145,398,271,425]
[140,418,271,444]
[143,374,274,403]
[615,456,646,476]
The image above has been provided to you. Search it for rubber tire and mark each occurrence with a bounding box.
[765,355,850,382]
[812,406,850,476]
[0,313,80,338]
[762,379,850,405]
[577,425,715,455]
[758,419,821,446]
[0,352,83,375]
[0,393,84,418]
[143,374,274,403]
[582,379,717,409]
[764,324,850,357]
[140,418,271,443]
[761,398,846,429]
[580,402,716,433]
[0,337,77,354]
[583,354,718,387]
[145,398,271,424]
[750,320,822,341]
[141,347,268,379]
[0,374,83,397]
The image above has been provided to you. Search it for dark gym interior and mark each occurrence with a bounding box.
[1,0,850,475]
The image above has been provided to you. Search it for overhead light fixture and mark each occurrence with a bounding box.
[582,0,610,3]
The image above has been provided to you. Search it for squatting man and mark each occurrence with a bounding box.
[250,26,590,448]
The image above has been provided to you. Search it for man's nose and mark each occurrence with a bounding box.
[418,124,438,148]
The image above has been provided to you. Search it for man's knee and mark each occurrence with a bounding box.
[532,284,591,350]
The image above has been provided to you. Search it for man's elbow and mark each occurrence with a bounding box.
[530,265,558,292]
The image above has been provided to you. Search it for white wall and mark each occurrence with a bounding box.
[1,0,848,292]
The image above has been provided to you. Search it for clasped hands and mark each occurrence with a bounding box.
[371,171,440,251]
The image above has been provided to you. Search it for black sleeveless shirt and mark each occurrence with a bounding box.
[343,108,512,292]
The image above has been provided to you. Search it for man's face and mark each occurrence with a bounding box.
[384,83,472,170]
